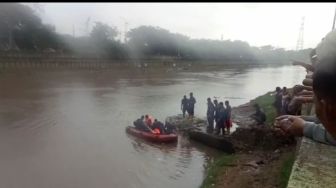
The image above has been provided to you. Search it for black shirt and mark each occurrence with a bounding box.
[189,96,196,108]
[207,102,215,118]
[181,98,188,109]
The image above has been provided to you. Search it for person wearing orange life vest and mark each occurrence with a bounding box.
[152,119,165,134]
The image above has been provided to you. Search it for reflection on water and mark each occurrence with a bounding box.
[0,65,305,188]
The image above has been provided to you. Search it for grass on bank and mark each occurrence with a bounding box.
[254,92,276,126]
[252,91,297,187]
[279,152,296,188]
[201,154,235,188]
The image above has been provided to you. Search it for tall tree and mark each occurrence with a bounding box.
[90,22,118,42]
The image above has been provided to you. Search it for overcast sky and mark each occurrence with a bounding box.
[26,3,336,50]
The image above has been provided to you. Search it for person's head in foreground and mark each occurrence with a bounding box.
[190,92,193,97]
[276,87,281,93]
[183,95,187,99]
[207,97,211,102]
[313,30,336,137]
[214,99,218,105]
[312,58,336,137]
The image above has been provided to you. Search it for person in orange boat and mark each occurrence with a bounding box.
[144,114,153,126]
[152,119,165,134]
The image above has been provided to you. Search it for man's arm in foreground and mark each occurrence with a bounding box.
[303,122,336,146]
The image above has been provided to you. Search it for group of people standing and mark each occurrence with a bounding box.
[206,98,232,135]
[273,85,306,116]
[181,92,197,118]
[180,93,232,135]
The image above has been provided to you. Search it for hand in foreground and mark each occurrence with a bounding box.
[298,90,314,96]
[302,78,313,87]
[291,60,314,72]
[274,116,305,137]
[306,73,313,79]
[292,96,314,104]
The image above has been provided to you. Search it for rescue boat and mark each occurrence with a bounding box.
[126,126,178,143]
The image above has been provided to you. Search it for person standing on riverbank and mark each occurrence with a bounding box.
[215,102,226,135]
[281,87,290,115]
[225,100,232,134]
[287,85,305,115]
[214,100,220,132]
[206,98,215,133]
[181,95,188,118]
[188,92,196,118]
[273,87,283,116]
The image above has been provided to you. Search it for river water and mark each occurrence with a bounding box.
[0,65,306,188]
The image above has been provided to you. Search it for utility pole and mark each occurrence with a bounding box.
[85,17,91,36]
[296,16,304,51]
[124,21,128,43]
[73,24,75,38]
[120,17,128,43]
[332,6,336,31]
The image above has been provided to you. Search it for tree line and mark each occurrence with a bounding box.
[0,3,311,63]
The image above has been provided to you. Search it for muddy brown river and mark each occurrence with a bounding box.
[0,65,305,188]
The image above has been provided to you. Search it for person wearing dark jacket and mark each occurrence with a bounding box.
[273,87,282,116]
[152,119,165,134]
[188,92,196,118]
[225,100,232,134]
[250,104,266,125]
[164,121,176,134]
[181,95,188,118]
[206,98,215,133]
[215,102,227,135]
[133,115,151,132]
[214,99,220,132]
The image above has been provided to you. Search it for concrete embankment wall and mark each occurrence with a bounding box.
[0,57,135,70]
[287,137,336,188]
[0,53,189,69]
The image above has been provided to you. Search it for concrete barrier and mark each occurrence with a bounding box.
[287,137,336,188]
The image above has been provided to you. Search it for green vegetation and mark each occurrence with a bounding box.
[254,92,276,125]
[201,154,235,188]
[1,3,311,63]
[173,117,206,129]
[279,152,296,188]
